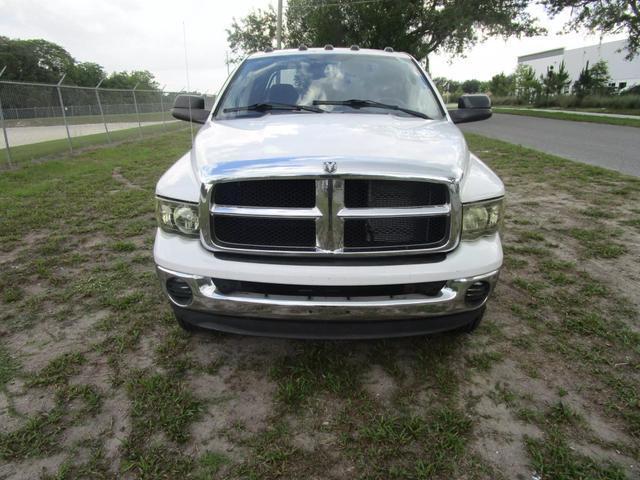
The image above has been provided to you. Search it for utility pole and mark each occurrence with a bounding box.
[276,0,283,49]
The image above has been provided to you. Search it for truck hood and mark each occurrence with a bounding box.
[192,113,468,183]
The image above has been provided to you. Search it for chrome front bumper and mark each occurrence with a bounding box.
[156,266,500,321]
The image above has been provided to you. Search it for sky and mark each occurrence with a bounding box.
[0,0,629,92]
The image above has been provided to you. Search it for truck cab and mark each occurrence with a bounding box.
[154,47,503,338]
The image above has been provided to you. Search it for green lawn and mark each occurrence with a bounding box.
[493,107,640,128]
[0,131,638,478]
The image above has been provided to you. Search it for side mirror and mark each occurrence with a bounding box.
[448,94,492,124]
[171,95,210,124]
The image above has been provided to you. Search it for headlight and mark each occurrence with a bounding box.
[156,198,199,236]
[462,198,504,240]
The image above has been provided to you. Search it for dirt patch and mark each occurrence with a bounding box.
[0,453,66,480]
[111,167,143,190]
[363,364,397,404]
[8,309,110,372]
[465,358,551,476]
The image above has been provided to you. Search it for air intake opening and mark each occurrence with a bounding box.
[465,281,491,306]
[166,277,193,305]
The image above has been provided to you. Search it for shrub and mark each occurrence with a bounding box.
[491,94,640,111]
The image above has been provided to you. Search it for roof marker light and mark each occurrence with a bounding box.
[384,46,394,52]
[324,44,334,50]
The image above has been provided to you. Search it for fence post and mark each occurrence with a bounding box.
[132,83,143,139]
[159,85,167,131]
[0,66,14,167]
[95,78,111,143]
[56,74,73,153]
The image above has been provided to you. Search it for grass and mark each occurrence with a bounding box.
[0,409,66,460]
[0,128,638,477]
[493,107,640,128]
[126,371,202,444]
[526,431,627,480]
[28,352,86,387]
[270,343,363,408]
[0,343,20,389]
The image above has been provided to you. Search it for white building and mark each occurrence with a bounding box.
[517,39,640,91]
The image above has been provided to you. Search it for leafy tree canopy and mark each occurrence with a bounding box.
[543,0,640,59]
[514,64,542,101]
[101,70,159,90]
[461,79,482,93]
[227,6,278,64]
[541,60,571,95]
[227,0,544,65]
[0,36,159,89]
[573,59,612,96]
[0,36,74,83]
[488,72,516,96]
[71,62,106,87]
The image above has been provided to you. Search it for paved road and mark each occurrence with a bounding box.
[1,121,170,148]
[495,107,640,119]
[460,113,640,177]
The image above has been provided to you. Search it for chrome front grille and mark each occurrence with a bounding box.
[201,177,460,256]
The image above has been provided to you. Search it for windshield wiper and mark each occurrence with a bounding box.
[223,102,324,114]
[312,99,430,119]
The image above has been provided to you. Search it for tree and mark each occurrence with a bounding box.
[226,6,278,64]
[573,60,612,96]
[553,60,571,94]
[543,1,639,59]
[461,79,481,93]
[69,62,105,87]
[514,64,542,102]
[102,70,159,90]
[488,73,516,96]
[541,60,571,96]
[0,37,159,90]
[0,36,74,82]
[227,0,544,65]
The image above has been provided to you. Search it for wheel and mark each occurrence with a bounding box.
[461,306,486,333]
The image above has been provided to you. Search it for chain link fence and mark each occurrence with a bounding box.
[0,76,215,168]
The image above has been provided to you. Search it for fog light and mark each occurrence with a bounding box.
[465,281,490,306]
[166,277,193,305]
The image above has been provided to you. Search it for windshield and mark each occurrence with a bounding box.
[216,53,445,120]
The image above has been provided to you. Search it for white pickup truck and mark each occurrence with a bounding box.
[154,46,504,338]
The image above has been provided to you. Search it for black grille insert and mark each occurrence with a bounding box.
[214,180,315,207]
[345,180,448,208]
[166,278,193,304]
[465,281,491,306]
[213,217,316,249]
[344,217,448,250]
[213,279,445,297]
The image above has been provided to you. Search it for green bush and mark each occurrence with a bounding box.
[491,94,640,111]
[490,96,530,106]
[535,94,640,110]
